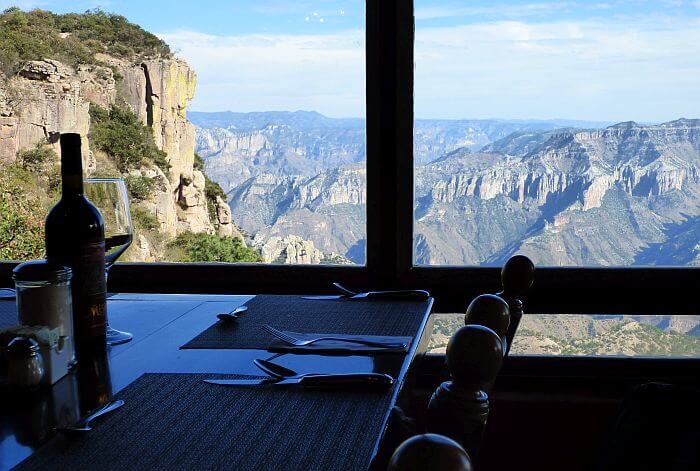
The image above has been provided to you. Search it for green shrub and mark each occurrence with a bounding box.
[0,8,170,76]
[89,104,168,173]
[0,163,45,260]
[202,170,227,222]
[17,141,57,169]
[125,175,155,200]
[167,232,261,263]
[152,151,171,174]
[193,152,205,171]
[132,207,158,231]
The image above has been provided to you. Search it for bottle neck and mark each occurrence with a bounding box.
[62,173,84,197]
[59,136,84,198]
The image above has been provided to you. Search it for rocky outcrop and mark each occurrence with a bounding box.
[253,235,324,264]
[424,122,700,213]
[113,56,197,188]
[176,170,214,234]
[0,55,243,262]
[0,60,92,168]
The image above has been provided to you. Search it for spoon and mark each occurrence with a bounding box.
[253,358,298,379]
[216,305,248,322]
[57,400,125,434]
[332,282,357,297]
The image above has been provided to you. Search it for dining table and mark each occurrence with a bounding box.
[0,292,435,470]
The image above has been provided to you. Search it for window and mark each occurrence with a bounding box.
[414,0,700,267]
[0,2,366,266]
[0,1,696,351]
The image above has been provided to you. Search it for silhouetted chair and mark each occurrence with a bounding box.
[388,433,473,471]
[426,324,503,460]
[597,382,700,471]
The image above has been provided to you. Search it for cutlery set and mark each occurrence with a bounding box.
[47,285,424,433]
[203,285,425,389]
[205,358,393,389]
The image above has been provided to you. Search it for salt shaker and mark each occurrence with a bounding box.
[13,260,75,366]
[6,337,45,387]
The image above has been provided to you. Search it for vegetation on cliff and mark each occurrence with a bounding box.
[0,9,259,264]
[429,314,700,357]
[0,145,59,260]
[89,104,170,173]
[167,232,261,263]
[0,7,170,76]
[195,152,228,222]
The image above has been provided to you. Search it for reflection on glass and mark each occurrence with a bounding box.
[84,179,133,345]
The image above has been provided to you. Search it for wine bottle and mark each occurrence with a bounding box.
[45,133,107,350]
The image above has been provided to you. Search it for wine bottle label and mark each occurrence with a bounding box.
[73,239,107,343]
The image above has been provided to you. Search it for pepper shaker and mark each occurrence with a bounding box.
[6,337,45,388]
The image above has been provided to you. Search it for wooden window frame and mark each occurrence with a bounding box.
[0,0,696,318]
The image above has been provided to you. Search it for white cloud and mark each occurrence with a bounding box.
[414,15,700,121]
[159,10,700,122]
[415,2,569,20]
[159,29,365,117]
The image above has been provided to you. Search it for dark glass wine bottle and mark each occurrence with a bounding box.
[45,133,107,351]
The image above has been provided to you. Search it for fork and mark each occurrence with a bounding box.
[263,324,407,349]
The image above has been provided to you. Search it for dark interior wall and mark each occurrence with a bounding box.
[403,355,700,471]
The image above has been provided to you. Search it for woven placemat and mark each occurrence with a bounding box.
[181,295,427,350]
[17,373,394,471]
[0,300,18,328]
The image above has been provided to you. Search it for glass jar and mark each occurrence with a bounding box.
[13,260,74,367]
[6,337,45,387]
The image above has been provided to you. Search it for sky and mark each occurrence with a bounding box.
[2,0,700,122]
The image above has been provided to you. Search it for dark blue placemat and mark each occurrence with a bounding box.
[16,373,394,471]
[0,300,18,328]
[181,295,428,350]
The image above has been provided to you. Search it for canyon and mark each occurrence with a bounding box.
[194,112,700,267]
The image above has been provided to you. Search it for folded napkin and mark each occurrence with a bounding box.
[268,330,412,354]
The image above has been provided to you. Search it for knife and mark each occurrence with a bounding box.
[302,290,429,301]
[204,372,394,389]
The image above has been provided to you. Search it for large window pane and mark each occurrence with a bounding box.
[0,2,365,265]
[414,1,700,267]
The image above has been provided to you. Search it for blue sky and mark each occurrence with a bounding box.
[3,1,700,122]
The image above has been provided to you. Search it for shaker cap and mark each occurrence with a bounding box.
[7,337,40,354]
[13,260,72,283]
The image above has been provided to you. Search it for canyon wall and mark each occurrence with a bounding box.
[0,55,239,258]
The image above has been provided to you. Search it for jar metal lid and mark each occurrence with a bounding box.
[7,337,40,354]
[13,260,72,283]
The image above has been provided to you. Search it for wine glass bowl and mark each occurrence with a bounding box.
[83,178,134,346]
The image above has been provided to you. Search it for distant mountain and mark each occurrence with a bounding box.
[415,119,700,265]
[193,112,699,267]
[193,111,610,191]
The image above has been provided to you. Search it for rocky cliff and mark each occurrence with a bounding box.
[0,54,240,259]
[194,112,699,267]
[415,120,700,265]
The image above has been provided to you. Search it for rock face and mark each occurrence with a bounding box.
[227,164,366,262]
[415,120,700,265]
[1,56,241,261]
[253,235,324,264]
[0,60,92,168]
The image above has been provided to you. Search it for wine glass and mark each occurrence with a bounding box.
[83,178,134,346]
